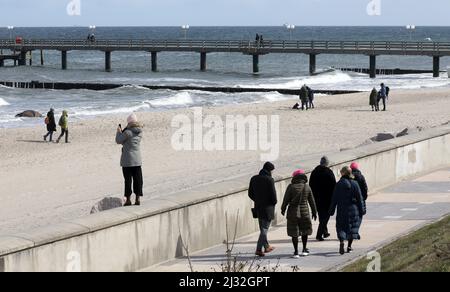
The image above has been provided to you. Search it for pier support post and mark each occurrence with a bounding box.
[252,54,259,74]
[18,51,27,66]
[61,51,67,70]
[369,55,376,79]
[105,51,112,72]
[309,54,316,75]
[151,52,158,72]
[29,51,32,66]
[40,50,44,66]
[200,52,207,71]
[433,56,440,78]
[0,59,4,67]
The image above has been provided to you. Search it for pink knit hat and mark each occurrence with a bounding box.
[127,113,137,124]
[350,162,360,170]
[292,169,305,177]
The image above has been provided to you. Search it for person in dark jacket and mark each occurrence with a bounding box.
[249,162,277,257]
[329,166,366,255]
[309,156,337,241]
[281,169,317,258]
[350,162,368,213]
[299,85,309,110]
[378,83,388,111]
[306,86,315,109]
[370,88,379,111]
[43,108,57,142]
[116,113,144,206]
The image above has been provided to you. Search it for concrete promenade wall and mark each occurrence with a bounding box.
[1,125,449,272]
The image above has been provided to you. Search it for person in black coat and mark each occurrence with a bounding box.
[43,108,57,142]
[329,166,366,255]
[350,162,368,216]
[249,162,277,257]
[309,156,336,241]
[306,86,315,109]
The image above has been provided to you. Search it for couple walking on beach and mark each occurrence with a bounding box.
[43,108,69,143]
[248,158,367,258]
[370,83,390,112]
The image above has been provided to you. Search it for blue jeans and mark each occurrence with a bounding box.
[256,219,271,252]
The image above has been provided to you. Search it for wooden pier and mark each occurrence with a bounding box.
[1,39,450,78]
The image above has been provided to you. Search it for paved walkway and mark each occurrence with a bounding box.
[144,168,450,272]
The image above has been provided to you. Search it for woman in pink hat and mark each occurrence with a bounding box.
[116,113,144,206]
[281,169,317,258]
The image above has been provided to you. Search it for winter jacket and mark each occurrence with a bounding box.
[46,110,57,132]
[281,174,317,220]
[299,86,309,102]
[309,165,337,216]
[352,169,368,201]
[370,89,378,106]
[248,169,278,221]
[329,176,366,241]
[58,111,68,130]
[116,123,143,167]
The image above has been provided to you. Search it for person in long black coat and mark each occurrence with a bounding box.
[329,166,366,255]
[43,108,57,142]
[351,162,368,198]
[249,162,278,257]
[309,156,336,241]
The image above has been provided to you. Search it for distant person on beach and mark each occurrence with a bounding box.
[299,85,309,110]
[255,34,260,47]
[350,162,368,215]
[378,83,388,111]
[370,88,379,111]
[56,110,69,144]
[309,156,336,241]
[43,108,56,142]
[260,35,264,47]
[248,162,277,257]
[281,169,317,258]
[306,86,315,109]
[329,166,366,255]
[116,113,144,206]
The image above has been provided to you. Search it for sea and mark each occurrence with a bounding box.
[1,26,450,128]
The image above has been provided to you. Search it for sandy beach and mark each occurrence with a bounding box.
[0,87,449,236]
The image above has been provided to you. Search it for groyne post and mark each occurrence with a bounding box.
[151,51,158,72]
[40,50,44,66]
[369,55,377,78]
[200,52,207,71]
[433,56,440,78]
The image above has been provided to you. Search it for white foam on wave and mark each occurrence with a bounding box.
[148,92,194,107]
[73,103,151,116]
[0,98,10,106]
[263,92,292,102]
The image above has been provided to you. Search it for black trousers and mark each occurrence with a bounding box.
[57,128,69,143]
[122,166,143,197]
[316,211,330,238]
[378,97,386,111]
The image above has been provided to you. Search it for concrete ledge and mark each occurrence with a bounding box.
[1,125,449,271]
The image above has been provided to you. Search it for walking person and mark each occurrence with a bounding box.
[299,85,309,110]
[56,110,69,143]
[350,162,368,214]
[116,113,144,206]
[329,166,366,255]
[43,108,57,142]
[255,34,260,47]
[309,156,337,241]
[248,162,277,257]
[281,169,317,258]
[379,83,388,111]
[370,88,379,111]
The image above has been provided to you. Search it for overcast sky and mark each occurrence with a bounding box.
[0,0,449,27]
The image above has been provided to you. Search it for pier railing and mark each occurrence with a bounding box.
[1,39,450,55]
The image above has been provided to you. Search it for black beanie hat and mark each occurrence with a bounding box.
[263,162,275,172]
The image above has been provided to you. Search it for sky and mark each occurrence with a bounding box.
[0,0,449,27]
